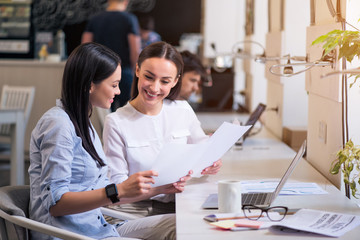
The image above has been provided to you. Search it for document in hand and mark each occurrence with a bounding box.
[151,122,251,187]
[269,209,360,237]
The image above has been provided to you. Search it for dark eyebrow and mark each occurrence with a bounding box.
[144,70,155,77]
[145,70,173,80]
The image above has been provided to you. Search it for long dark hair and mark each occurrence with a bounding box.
[61,42,121,167]
[130,41,183,100]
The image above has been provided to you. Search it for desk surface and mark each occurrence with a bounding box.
[175,112,360,239]
[196,111,249,133]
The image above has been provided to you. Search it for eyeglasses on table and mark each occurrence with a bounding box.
[242,204,288,221]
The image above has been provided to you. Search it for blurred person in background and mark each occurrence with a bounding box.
[136,13,161,50]
[177,50,208,101]
[82,0,141,111]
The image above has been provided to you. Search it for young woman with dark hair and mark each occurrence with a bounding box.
[129,41,183,101]
[103,41,222,217]
[29,42,178,240]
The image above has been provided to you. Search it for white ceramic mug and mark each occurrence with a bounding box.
[218,180,242,213]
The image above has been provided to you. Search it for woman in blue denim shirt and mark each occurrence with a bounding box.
[28,42,188,240]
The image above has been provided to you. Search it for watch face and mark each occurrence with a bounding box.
[107,187,117,195]
[106,185,117,196]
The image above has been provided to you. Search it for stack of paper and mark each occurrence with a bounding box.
[151,122,251,187]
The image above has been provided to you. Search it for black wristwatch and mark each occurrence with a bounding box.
[105,183,119,203]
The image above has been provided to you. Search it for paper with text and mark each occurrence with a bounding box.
[240,180,328,195]
[270,209,360,237]
[151,122,251,187]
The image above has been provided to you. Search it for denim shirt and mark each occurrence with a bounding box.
[28,100,118,240]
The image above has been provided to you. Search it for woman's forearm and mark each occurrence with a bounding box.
[49,188,111,217]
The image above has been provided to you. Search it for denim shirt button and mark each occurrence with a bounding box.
[47,186,50,191]
[103,224,107,227]
[98,216,100,220]
[98,174,101,178]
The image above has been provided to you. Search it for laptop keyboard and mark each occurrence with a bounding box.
[242,192,270,206]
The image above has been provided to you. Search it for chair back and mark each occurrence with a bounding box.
[0,185,30,240]
[0,85,35,135]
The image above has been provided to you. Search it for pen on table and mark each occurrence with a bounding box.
[204,214,259,222]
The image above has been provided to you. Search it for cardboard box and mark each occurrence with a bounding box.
[282,126,307,152]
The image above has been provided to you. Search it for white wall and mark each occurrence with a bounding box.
[202,0,244,58]
[202,0,246,111]
[248,0,268,112]
[264,0,309,138]
[203,0,268,113]
[282,0,309,127]
[346,0,360,145]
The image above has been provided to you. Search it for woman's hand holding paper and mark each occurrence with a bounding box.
[201,159,222,175]
[154,170,193,194]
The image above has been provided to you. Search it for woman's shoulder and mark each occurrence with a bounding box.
[105,103,136,122]
[164,99,194,111]
[40,106,69,123]
[32,106,75,139]
[40,106,74,128]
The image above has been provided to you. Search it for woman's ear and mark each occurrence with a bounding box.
[172,75,180,88]
[135,64,140,78]
[89,83,95,94]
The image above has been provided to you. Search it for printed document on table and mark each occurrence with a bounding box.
[151,122,251,187]
[269,209,360,237]
[240,180,328,195]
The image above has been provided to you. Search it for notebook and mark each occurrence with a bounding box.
[202,140,307,208]
[236,103,266,145]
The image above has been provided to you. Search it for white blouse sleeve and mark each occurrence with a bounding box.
[103,114,129,183]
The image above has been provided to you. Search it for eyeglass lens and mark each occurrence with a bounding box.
[242,205,287,221]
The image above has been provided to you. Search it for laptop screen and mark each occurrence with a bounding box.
[270,140,307,202]
[242,103,266,141]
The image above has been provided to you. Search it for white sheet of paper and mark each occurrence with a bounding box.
[151,142,207,187]
[270,209,360,237]
[240,180,328,195]
[192,122,251,176]
[151,122,251,187]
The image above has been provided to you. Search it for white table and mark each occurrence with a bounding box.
[175,112,360,239]
[0,109,25,185]
[196,111,249,133]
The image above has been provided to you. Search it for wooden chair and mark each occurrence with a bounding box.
[0,85,35,137]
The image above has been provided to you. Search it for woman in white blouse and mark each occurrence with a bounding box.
[103,41,221,216]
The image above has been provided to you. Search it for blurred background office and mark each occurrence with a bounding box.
[1,0,360,207]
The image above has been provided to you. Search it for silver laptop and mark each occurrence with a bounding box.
[202,140,307,208]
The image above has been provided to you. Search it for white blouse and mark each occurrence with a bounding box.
[103,99,208,201]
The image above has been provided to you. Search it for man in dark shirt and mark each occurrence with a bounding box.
[82,0,141,111]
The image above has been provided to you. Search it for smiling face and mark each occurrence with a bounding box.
[132,57,179,115]
[89,64,121,109]
[179,70,201,100]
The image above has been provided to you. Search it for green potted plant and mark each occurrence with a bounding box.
[312,27,360,198]
[330,140,360,198]
[312,29,360,87]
